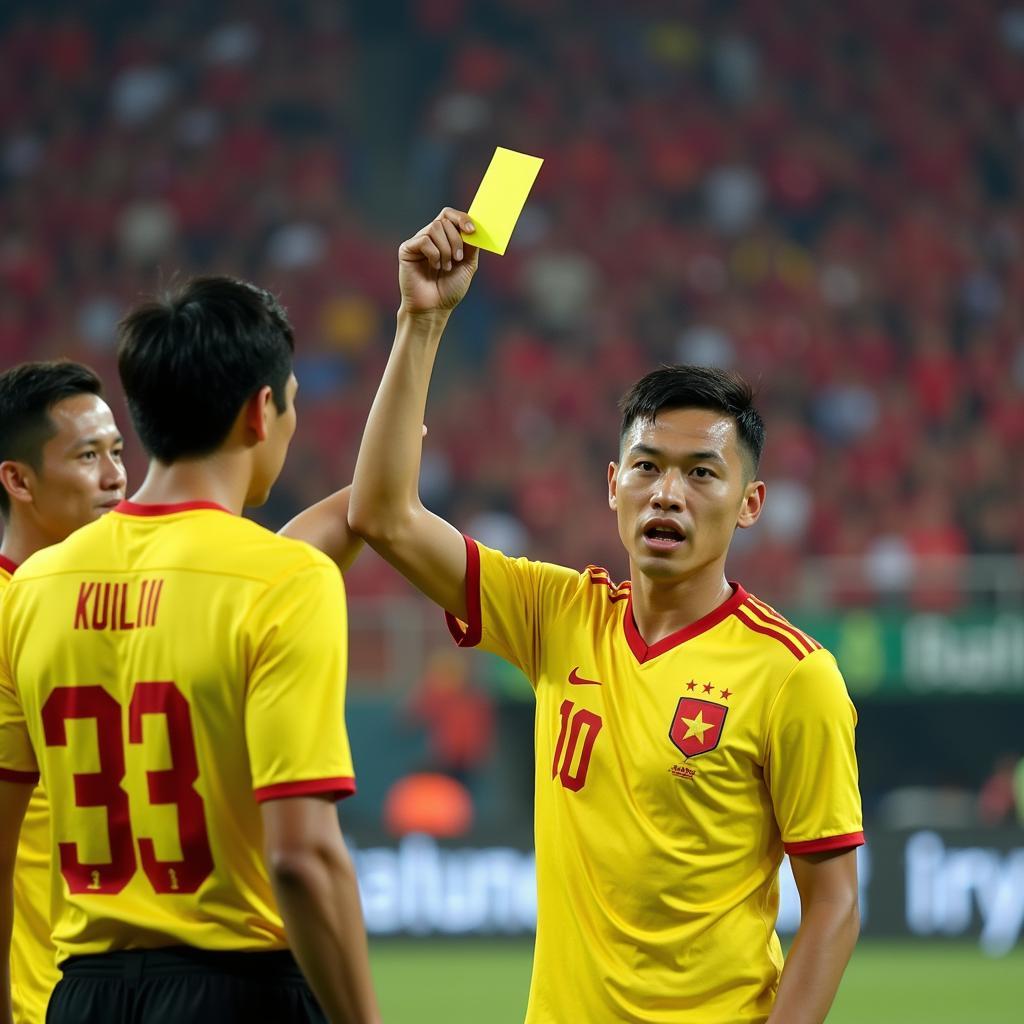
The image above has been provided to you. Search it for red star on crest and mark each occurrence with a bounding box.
[719,688,732,700]
[686,680,696,691]
[702,682,714,694]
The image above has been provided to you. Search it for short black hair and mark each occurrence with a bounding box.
[618,365,765,474]
[0,361,104,518]
[117,276,294,464]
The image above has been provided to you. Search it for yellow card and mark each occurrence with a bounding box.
[462,147,543,255]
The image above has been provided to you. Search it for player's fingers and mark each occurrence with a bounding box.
[440,207,475,236]
[401,208,475,268]
[403,212,445,247]
[440,216,465,263]
[404,233,442,270]
[425,220,454,271]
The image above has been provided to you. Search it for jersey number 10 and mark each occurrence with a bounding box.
[551,699,603,792]
[42,682,214,896]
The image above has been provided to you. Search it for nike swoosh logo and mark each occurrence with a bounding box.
[568,666,603,686]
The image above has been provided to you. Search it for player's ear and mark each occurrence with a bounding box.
[607,461,619,511]
[0,460,35,508]
[243,386,274,444]
[737,479,766,530]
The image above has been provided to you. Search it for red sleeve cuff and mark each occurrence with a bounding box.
[253,776,356,803]
[0,767,39,785]
[444,534,482,648]
[785,831,865,855]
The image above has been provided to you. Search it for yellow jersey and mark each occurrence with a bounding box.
[2,556,58,1024]
[0,500,354,966]
[446,538,863,1024]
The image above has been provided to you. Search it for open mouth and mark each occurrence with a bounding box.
[643,523,685,549]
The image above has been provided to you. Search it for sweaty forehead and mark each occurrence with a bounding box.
[47,394,120,447]
[623,407,739,456]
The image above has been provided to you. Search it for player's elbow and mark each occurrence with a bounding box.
[835,898,861,961]
[345,496,379,541]
[346,497,416,547]
[807,891,861,949]
[266,836,352,893]
[844,898,861,942]
[266,844,320,891]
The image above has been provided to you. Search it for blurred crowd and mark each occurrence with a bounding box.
[2,0,1023,608]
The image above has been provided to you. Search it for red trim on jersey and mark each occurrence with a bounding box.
[744,603,817,655]
[253,776,356,803]
[0,554,19,576]
[0,767,39,785]
[586,567,631,603]
[113,500,233,517]
[623,583,748,664]
[445,534,482,648]
[734,607,807,660]
[785,831,865,855]
[746,596,820,654]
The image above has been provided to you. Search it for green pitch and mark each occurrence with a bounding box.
[369,939,1022,1023]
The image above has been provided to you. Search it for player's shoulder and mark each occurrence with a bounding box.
[475,538,581,591]
[732,589,830,666]
[580,564,632,606]
[202,513,338,583]
[11,530,86,581]
[511,551,631,609]
[545,561,631,624]
[15,508,335,587]
[476,540,625,616]
[538,562,631,626]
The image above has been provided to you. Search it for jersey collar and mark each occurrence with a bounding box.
[623,582,748,664]
[113,500,233,517]
[0,553,19,577]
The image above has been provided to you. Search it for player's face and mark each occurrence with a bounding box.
[29,394,127,545]
[608,407,764,584]
[247,373,298,506]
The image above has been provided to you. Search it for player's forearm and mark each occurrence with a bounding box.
[0,871,13,1024]
[279,486,364,573]
[0,969,11,1024]
[348,310,450,542]
[270,840,380,1024]
[0,785,27,1024]
[765,899,859,1024]
[0,937,11,1023]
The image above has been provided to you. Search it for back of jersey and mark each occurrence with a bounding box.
[0,500,354,961]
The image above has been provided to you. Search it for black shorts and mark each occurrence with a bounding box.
[47,946,326,1024]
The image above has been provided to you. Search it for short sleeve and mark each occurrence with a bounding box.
[0,643,38,783]
[765,648,864,854]
[244,562,354,803]
[445,536,579,684]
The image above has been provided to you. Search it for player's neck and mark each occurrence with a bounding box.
[627,563,734,647]
[129,456,249,515]
[0,514,60,567]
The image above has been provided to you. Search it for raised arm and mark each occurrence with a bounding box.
[347,208,479,620]
[279,486,363,573]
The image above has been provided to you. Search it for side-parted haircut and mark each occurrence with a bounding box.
[117,276,294,464]
[619,365,766,475]
[0,361,103,517]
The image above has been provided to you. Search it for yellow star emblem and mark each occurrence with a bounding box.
[680,710,714,743]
